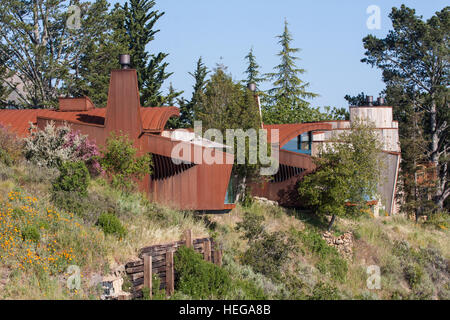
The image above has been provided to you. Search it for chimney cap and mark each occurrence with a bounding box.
[247,82,256,92]
[119,54,131,69]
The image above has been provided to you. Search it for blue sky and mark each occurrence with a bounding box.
[113,0,448,110]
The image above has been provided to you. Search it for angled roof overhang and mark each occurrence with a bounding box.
[263,122,333,148]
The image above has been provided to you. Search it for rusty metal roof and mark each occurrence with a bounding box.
[263,122,333,147]
[0,106,179,137]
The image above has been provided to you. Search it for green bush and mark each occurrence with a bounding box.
[235,211,265,242]
[310,282,340,300]
[21,225,40,243]
[241,231,294,280]
[99,132,152,193]
[96,212,126,238]
[142,274,166,300]
[52,161,90,197]
[52,187,127,224]
[299,230,337,259]
[237,211,295,281]
[174,246,232,299]
[404,263,424,290]
[232,278,267,299]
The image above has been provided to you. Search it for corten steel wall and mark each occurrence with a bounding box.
[0,69,235,212]
[250,123,332,207]
[143,133,235,211]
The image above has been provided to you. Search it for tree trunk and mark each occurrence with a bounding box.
[429,98,445,210]
[234,174,247,203]
[327,214,336,231]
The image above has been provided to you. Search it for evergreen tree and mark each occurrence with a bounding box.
[196,68,263,201]
[344,92,368,106]
[385,85,436,219]
[263,19,319,124]
[0,0,91,107]
[70,1,129,107]
[179,57,209,128]
[362,5,449,210]
[124,0,176,107]
[244,47,264,90]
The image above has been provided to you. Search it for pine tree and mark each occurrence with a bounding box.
[263,19,319,124]
[362,5,449,210]
[196,67,263,201]
[124,0,176,107]
[244,47,264,90]
[71,1,129,107]
[179,57,209,128]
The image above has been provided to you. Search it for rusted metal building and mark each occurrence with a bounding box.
[0,63,400,215]
[0,67,235,212]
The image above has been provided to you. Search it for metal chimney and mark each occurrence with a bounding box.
[247,82,256,92]
[366,95,373,106]
[119,54,131,69]
[377,97,385,106]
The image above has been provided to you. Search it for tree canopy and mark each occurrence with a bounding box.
[362,5,449,211]
[298,120,382,230]
[263,19,321,124]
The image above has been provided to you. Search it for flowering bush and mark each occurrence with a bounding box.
[24,122,101,173]
[0,124,23,165]
[0,191,76,274]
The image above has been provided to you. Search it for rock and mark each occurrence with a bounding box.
[253,196,278,206]
[101,275,127,300]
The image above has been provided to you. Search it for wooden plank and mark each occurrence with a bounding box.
[213,250,222,266]
[165,250,174,296]
[125,259,143,268]
[143,255,152,299]
[126,259,166,274]
[185,229,193,248]
[193,237,210,244]
[203,239,211,262]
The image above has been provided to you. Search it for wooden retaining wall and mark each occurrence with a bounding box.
[125,230,222,298]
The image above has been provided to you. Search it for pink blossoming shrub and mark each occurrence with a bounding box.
[24,122,102,175]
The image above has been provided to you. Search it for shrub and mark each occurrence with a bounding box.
[298,230,337,259]
[236,211,295,280]
[174,246,232,299]
[241,231,295,281]
[96,212,126,238]
[24,122,100,171]
[52,161,90,197]
[235,211,265,242]
[52,187,126,224]
[424,212,449,231]
[21,225,40,243]
[0,124,23,165]
[142,274,167,300]
[310,282,340,300]
[404,263,424,290]
[99,132,152,193]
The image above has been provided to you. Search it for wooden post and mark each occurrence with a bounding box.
[213,250,222,266]
[165,250,174,296]
[184,229,193,248]
[143,255,152,299]
[203,239,211,262]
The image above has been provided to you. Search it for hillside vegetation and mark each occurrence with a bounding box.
[0,157,448,299]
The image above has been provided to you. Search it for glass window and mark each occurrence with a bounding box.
[299,132,311,151]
